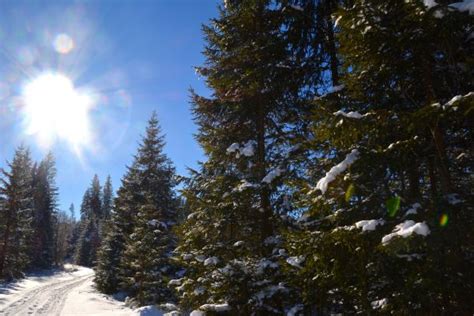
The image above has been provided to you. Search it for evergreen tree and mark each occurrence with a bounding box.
[94,212,126,294]
[31,152,58,269]
[102,175,113,222]
[67,203,80,260]
[172,0,326,313]
[0,146,34,279]
[54,210,74,266]
[96,113,178,305]
[120,113,178,305]
[69,203,75,220]
[95,165,141,294]
[74,175,103,267]
[286,0,473,314]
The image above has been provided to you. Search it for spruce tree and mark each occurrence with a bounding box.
[173,0,326,313]
[102,175,113,222]
[75,175,103,267]
[0,146,34,279]
[286,0,473,314]
[31,152,58,268]
[95,165,141,294]
[95,113,178,305]
[120,113,178,305]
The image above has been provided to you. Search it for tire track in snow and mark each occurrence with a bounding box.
[0,273,93,316]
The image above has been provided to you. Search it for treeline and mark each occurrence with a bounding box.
[0,147,114,281]
[74,174,113,267]
[94,0,473,314]
[0,147,75,280]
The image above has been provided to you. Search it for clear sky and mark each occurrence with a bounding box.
[0,0,219,214]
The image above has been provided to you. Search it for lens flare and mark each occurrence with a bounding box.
[53,33,74,54]
[440,214,449,227]
[21,72,93,151]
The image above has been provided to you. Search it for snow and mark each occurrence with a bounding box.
[355,219,385,232]
[147,219,167,229]
[0,265,140,316]
[190,311,205,316]
[456,153,467,160]
[316,149,360,194]
[233,240,244,247]
[187,212,198,220]
[434,92,474,110]
[405,203,421,216]
[182,253,193,260]
[198,302,231,312]
[289,4,304,11]
[371,298,388,310]
[382,220,430,244]
[226,140,256,157]
[226,142,240,154]
[168,278,183,286]
[257,259,279,273]
[203,256,219,266]
[450,0,474,14]
[237,179,258,191]
[195,255,206,262]
[286,256,305,268]
[446,94,463,106]
[148,219,159,226]
[423,0,438,8]
[334,110,365,119]
[262,167,284,183]
[287,304,304,316]
[424,1,474,16]
[315,84,345,99]
[241,140,256,157]
[194,287,206,295]
[329,84,345,93]
[397,253,422,261]
[446,193,463,205]
[132,305,164,316]
[264,235,281,245]
[255,284,288,301]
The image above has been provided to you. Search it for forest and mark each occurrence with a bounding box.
[0,0,473,315]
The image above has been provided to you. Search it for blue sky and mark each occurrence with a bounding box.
[0,0,219,214]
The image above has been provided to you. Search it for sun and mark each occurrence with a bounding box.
[22,73,93,151]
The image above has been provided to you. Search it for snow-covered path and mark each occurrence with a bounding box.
[0,265,133,316]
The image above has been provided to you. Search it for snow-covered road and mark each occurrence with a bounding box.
[0,265,134,316]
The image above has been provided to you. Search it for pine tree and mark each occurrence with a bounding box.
[0,146,34,279]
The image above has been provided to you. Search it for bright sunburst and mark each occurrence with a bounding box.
[22,73,93,151]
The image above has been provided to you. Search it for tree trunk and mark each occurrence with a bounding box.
[407,164,421,202]
[422,57,452,193]
[428,157,439,202]
[325,5,339,86]
[256,103,273,243]
[0,205,13,277]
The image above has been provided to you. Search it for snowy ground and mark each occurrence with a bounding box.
[0,265,163,316]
